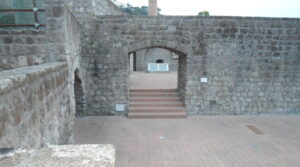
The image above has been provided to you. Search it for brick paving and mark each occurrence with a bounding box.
[74,116,300,167]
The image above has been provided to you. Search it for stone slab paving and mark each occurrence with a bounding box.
[130,72,177,89]
[74,116,300,167]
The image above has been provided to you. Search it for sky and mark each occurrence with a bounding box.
[116,0,300,18]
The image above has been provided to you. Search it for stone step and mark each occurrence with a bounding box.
[130,102,184,107]
[130,89,177,93]
[129,107,186,112]
[128,111,187,118]
[130,92,179,97]
[130,96,181,102]
[129,89,186,118]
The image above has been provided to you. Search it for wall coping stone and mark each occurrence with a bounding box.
[99,15,300,21]
[0,62,67,94]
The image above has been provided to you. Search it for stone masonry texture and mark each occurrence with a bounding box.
[0,0,123,147]
[0,144,115,167]
[1,0,299,118]
[0,0,123,161]
[81,15,300,116]
[0,63,73,148]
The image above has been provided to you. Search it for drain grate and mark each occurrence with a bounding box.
[246,125,266,135]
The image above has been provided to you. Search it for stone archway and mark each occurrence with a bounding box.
[127,45,188,96]
[126,45,188,118]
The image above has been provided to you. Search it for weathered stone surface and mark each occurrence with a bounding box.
[1,0,299,117]
[0,62,74,148]
[81,15,300,116]
[0,144,115,167]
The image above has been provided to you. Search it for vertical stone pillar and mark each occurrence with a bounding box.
[130,53,134,72]
[148,0,158,16]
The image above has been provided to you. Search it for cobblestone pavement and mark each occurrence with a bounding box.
[74,116,300,167]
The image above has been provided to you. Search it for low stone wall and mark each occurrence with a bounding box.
[0,62,74,148]
[0,144,115,167]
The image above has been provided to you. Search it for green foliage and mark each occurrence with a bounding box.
[198,11,210,16]
[121,4,149,15]
[119,3,161,16]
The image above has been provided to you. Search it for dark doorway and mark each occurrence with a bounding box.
[156,59,164,63]
[74,69,85,116]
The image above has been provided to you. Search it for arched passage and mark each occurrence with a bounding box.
[128,46,187,92]
[127,46,188,118]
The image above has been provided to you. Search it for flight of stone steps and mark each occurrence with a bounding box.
[128,89,187,118]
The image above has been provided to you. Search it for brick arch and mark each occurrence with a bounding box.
[124,40,192,57]
[128,46,187,57]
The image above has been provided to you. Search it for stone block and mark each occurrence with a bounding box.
[0,144,115,167]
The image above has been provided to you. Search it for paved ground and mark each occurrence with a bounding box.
[130,72,177,89]
[74,115,300,167]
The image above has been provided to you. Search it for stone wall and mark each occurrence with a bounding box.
[0,62,73,148]
[81,15,300,115]
[0,0,83,115]
[0,1,80,71]
[135,48,179,71]
[0,30,49,70]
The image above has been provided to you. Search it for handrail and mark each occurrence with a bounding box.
[0,0,46,29]
[0,9,45,12]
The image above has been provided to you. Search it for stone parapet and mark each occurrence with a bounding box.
[0,62,74,148]
[0,144,115,167]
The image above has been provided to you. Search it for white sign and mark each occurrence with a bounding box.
[148,63,169,72]
[201,77,208,83]
[116,104,125,112]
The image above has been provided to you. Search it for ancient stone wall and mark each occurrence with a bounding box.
[0,1,125,144]
[0,62,73,148]
[0,0,82,70]
[0,0,83,115]
[0,30,49,70]
[81,15,300,115]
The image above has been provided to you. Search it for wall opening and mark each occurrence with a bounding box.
[156,59,164,63]
[128,47,186,91]
[74,69,85,117]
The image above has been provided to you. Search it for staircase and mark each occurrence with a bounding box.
[128,89,187,118]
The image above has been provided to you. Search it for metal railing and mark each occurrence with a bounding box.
[0,0,45,29]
